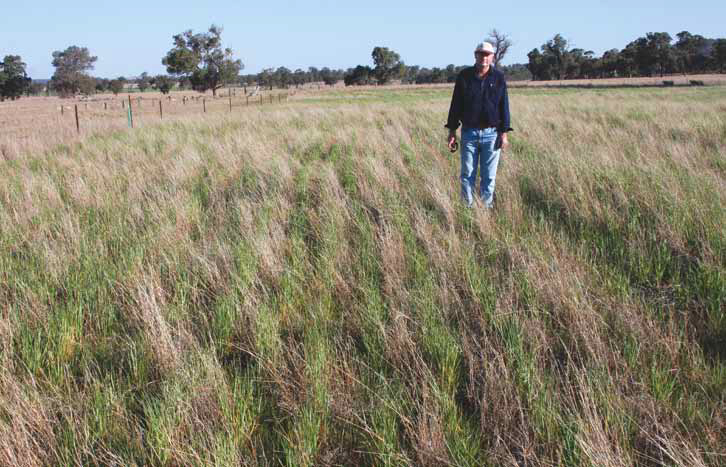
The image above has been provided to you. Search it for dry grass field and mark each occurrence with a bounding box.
[0,89,291,159]
[509,73,726,88]
[0,84,724,465]
[2,75,725,158]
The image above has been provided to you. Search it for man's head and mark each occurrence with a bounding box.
[474,42,495,68]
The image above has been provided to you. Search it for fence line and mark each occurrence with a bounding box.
[58,92,289,134]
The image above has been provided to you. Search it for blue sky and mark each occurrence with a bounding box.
[2,0,725,79]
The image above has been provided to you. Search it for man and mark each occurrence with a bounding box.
[446,41,512,208]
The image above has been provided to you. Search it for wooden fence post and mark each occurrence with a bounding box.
[203,98,206,113]
[61,105,64,115]
[229,92,232,112]
[104,102,107,110]
[74,105,80,133]
[159,100,163,119]
[246,96,249,106]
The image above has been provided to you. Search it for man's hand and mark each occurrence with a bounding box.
[501,132,510,151]
[447,132,458,152]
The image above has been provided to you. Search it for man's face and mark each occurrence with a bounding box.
[475,51,494,68]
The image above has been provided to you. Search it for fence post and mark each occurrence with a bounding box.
[122,99,125,109]
[104,102,107,110]
[159,100,163,119]
[229,91,232,112]
[74,105,80,133]
[203,98,206,113]
[61,105,64,115]
[246,96,249,106]
[128,95,134,128]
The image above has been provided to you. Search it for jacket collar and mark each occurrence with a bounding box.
[465,65,503,81]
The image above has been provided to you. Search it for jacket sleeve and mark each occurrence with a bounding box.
[498,80,513,133]
[445,73,464,131]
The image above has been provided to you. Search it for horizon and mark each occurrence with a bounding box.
[2,0,725,80]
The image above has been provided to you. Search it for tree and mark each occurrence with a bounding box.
[498,63,531,81]
[542,34,571,80]
[565,48,596,78]
[95,78,109,92]
[274,67,292,88]
[162,25,243,96]
[108,79,125,95]
[371,47,405,85]
[445,64,457,82]
[0,55,31,100]
[137,72,151,92]
[625,33,675,77]
[50,46,97,97]
[487,29,513,67]
[646,32,675,77]
[154,75,175,94]
[292,68,307,87]
[713,39,726,73]
[415,68,433,84]
[431,67,448,83]
[527,48,550,80]
[617,42,638,77]
[307,67,321,83]
[580,50,597,78]
[320,68,340,86]
[600,49,620,77]
[402,65,419,84]
[344,65,373,86]
[257,68,275,89]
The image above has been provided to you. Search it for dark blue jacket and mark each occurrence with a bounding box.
[445,66,512,134]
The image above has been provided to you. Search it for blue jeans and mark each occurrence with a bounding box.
[460,127,501,208]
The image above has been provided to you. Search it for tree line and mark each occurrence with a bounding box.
[1,27,523,99]
[4,27,726,101]
[243,31,522,88]
[527,31,726,81]
[237,61,528,89]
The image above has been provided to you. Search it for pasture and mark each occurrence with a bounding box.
[0,84,724,465]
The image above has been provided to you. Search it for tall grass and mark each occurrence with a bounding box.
[1,85,724,465]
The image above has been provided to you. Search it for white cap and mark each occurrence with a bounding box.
[474,42,495,54]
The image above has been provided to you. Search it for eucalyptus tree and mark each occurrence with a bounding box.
[162,25,243,96]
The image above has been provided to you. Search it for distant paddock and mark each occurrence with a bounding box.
[509,73,726,88]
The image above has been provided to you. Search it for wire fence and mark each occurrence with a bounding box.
[58,91,290,134]
[0,89,292,158]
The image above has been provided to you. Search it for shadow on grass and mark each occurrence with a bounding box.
[518,176,725,363]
